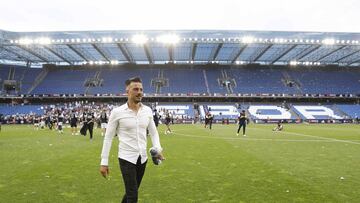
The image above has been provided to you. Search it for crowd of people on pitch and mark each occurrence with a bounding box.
[0,101,116,138]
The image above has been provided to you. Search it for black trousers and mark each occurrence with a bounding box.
[209,120,213,129]
[237,122,246,134]
[87,122,94,139]
[119,156,147,203]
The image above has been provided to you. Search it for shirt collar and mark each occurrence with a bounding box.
[125,102,143,111]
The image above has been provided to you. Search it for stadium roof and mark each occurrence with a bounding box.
[1,30,360,67]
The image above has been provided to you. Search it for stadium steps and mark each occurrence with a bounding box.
[85,70,101,94]
[288,104,303,120]
[18,69,27,93]
[331,104,351,118]
[221,69,233,94]
[281,71,303,94]
[0,68,12,94]
[8,67,15,80]
[202,69,210,94]
[157,69,164,94]
[27,68,49,94]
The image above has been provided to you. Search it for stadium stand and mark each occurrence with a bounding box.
[199,104,240,120]
[88,67,158,94]
[161,68,207,94]
[32,68,98,94]
[205,68,228,94]
[1,65,359,95]
[287,68,360,94]
[291,105,345,120]
[335,104,360,119]
[228,67,299,94]
[155,104,195,122]
[0,104,43,115]
[247,104,297,120]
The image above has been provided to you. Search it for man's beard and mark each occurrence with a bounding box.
[134,96,142,103]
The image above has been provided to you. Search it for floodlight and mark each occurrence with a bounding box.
[289,61,298,66]
[322,38,335,45]
[19,38,34,45]
[132,34,148,44]
[111,60,119,65]
[38,38,51,45]
[242,36,255,43]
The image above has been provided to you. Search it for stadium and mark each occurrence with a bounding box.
[1,2,360,203]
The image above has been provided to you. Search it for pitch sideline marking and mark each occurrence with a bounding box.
[250,127,360,145]
[172,132,360,144]
[170,125,360,145]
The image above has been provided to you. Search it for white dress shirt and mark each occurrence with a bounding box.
[100,103,162,165]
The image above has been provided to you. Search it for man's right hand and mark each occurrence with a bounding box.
[100,165,109,179]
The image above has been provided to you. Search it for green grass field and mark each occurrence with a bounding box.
[1,123,360,203]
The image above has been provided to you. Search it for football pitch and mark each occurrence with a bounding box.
[0,123,360,203]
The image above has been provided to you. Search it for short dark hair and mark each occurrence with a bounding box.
[125,77,142,86]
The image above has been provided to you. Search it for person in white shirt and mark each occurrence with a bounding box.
[99,77,165,203]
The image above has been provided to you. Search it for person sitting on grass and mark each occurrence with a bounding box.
[273,121,284,131]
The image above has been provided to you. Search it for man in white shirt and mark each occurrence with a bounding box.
[100,77,165,203]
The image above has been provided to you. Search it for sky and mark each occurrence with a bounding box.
[1,0,359,33]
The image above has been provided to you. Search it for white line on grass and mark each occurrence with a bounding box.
[251,127,360,145]
[170,125,360,145]
[172,132,354,143]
